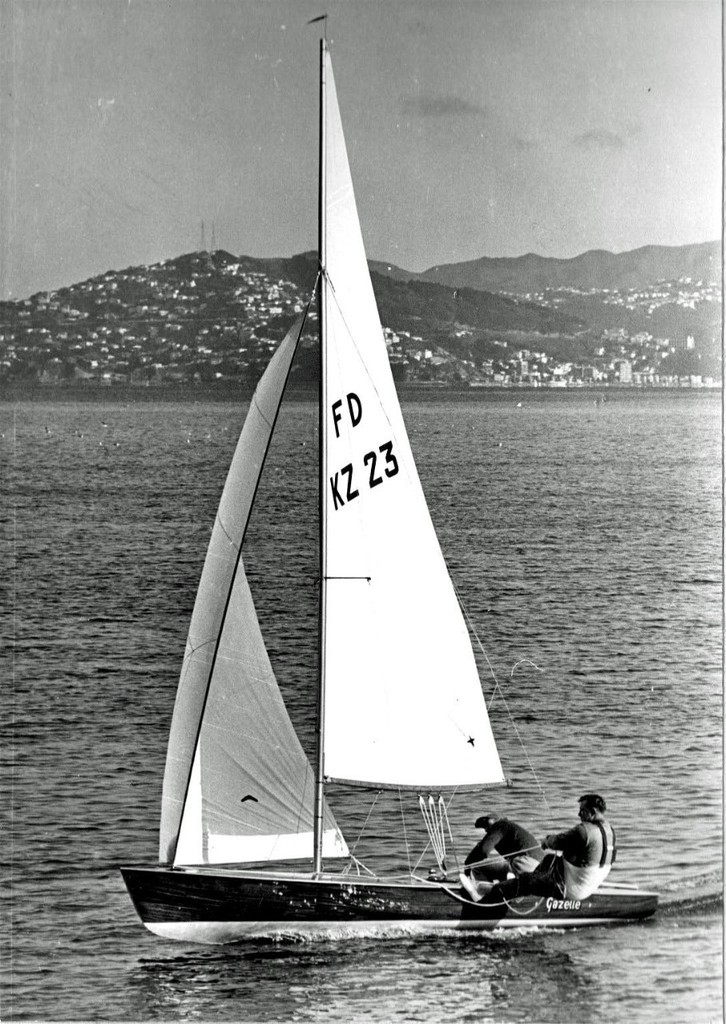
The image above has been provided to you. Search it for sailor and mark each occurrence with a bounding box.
[459,813,543,901]
[475,793,616,904]
[540,792,616,900]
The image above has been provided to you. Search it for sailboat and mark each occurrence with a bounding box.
[121,40,658,942]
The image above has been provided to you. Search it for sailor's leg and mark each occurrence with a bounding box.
[459,873,496,902]
[465,861,508,883]
[485,855,565,903]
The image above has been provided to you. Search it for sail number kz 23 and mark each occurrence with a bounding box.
[329,392,399,511]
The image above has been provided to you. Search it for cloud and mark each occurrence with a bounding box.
[402,94,485,118]
[572,129,627,151]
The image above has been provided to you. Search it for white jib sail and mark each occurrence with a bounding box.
[160,316,347,866]
[320,45,504,790]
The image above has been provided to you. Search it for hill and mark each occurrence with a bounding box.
[0,243,720,389]
[416,241,721,293]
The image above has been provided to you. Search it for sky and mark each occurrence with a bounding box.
[0,0,722,300]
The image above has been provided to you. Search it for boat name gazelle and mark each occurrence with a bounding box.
[545,897,582,912]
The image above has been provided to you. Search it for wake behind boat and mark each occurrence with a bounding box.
[120,39,657,942]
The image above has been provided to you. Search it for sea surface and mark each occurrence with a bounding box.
[2,389,722,1023]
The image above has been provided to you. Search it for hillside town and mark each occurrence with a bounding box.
[0,252,721,390]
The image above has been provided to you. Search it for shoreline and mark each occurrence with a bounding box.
[1,381,721,404]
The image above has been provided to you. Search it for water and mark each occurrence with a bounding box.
[3,390,722,1023]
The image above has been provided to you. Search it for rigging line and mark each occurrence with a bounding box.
[413,786,464,876]
[432,795,445,844]
[398,789,412,876]
[342,855,376,878]
[421,802,438,868]
[420,795,446,870]
[435,797,452,869]
[349,790,380,856]
[450,578,500,696]
[417,796,435,865]
[451,579,551,813]
[440,788,465,875]
[411,827,434,876]
[432,797,447,867]
[439,796,462,875]
[168,305,312,866]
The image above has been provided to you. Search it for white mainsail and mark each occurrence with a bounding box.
[160,316,347,866]
[320,44,503,790]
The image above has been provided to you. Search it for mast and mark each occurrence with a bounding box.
[313,36,328,876]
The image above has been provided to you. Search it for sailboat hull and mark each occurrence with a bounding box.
[120,866,658,943]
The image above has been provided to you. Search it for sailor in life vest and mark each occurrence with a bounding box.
[475,793,616,904]
[541,792,616,900]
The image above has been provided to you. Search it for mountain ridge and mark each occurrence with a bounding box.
[403,241,722,293]
[9,240,721,305]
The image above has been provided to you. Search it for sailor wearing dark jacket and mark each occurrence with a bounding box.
[465,815,544,880]
[459,814,544,901]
